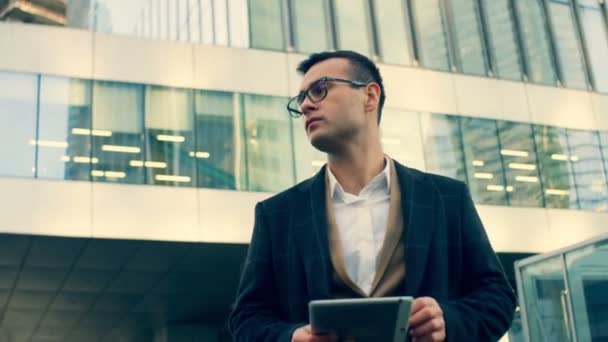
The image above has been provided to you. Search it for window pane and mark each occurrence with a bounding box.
[0,72,37,178]
[248,0,285,50]
[515,0,558,85]
[420,114,466,182]
[460,118,508,205]
[373,0,412,65]
[214,0,230,45]
[566,129,608,211]
[534,125,576,209]
[497,121,543,207]
[242,94,294,192]
[228,0,250,48]
[91,81,145,185]
[333,0,373,56]
[481,0,523,80]
[380,109,425,170]
[601,132,608,184]
[449,0,488,76]
[412,0,451,71]
[576,0,608,92]
[189,0,201,43]
[38,77,92,181]
[195,90,238,190]
[145,86,195,187]
[292,0,330,53]
[519,257,569,342]
[201,0,214,44]
[546,0,587,89]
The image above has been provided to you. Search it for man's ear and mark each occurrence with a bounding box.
[364,83,381,114]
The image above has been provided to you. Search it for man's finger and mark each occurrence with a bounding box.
[409,317,444,337]
[409,305,441,327]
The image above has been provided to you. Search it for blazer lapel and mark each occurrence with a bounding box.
[291,167,332,300]
[395,162,436,295]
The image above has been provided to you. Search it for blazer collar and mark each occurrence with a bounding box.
[292,162,436,298]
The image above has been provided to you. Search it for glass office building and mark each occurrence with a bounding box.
[0,0,607,341]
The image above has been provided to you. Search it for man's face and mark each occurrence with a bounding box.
[298,58,367,152]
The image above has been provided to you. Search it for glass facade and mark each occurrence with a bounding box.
[448,0,488,76]
[1,70,608,210]
[411,0,452,71]
[247,0,284,50]
[37,76,92,181]
[332,0,373,56]
[0,72,37,178]
[372,0,412,65]
[460,118,508,205]
[480,0,523,80]
[10,0,607,92]
[517,236,608,342]
[576,0,608,93]
[545,0,587,89]
[515,0,558,85]
[291,0,331,53]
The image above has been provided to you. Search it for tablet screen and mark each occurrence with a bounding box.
[309,296,413,342]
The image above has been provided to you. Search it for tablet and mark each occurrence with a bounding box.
[309,296,413,342]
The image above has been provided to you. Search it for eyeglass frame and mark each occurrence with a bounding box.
[286,76,369,118]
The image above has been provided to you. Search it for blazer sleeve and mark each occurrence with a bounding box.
[227,202,305,342]
[440,184,517,341]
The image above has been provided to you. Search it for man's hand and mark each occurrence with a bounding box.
[292,325,337,342]
[408,297,446,342]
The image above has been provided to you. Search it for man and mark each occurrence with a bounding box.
[228,50,516,341]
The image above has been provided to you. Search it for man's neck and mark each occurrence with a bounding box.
[327,141,385,196]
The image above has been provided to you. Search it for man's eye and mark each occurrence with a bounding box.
[309,81,326,97]
[297,92,306,104]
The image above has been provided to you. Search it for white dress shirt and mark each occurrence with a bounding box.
[327,157,391,295]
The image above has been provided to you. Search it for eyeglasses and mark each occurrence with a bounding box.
[286,76,368,118]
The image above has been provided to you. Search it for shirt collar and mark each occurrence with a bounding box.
[327,156,391,199]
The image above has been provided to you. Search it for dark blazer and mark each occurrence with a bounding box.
[228,162,516,341]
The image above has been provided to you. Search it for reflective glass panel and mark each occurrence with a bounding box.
[144,86,195,187]
[373,0,413,65]
[566,129,608,211]
[0,72,37,178]
[242,94,295,192]
[546,0,587,89]
[91,81,145,185]
[411,0,451,71]
[460,118,508,205]
[515,0,558,85]
[248,0,285,50]
[519,256,570,342]
[37,76,92,181]
[565,239,608,342]
[576,0,608,92]
[194,90,238,190]
[228,0,250,48]
[333,0,373,56]
[380,109,425,171]
[420,114,466,182]
[480,0,523,80]
[497,121,544,207]
[449,0,488,76]
[534,125,576,209]
[214,0,230,45]
[601,132,608,183]
[292,0,330,53]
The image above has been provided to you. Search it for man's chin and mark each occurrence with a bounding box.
[309,134,335,153]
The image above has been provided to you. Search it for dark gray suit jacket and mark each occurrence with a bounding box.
[228,162,516,341]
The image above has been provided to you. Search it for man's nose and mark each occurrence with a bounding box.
[300,95,317,115]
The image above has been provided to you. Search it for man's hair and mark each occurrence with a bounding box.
[296,50,386,124]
